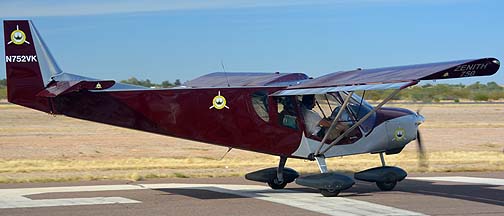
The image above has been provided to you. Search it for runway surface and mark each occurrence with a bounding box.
[0,172,503,216]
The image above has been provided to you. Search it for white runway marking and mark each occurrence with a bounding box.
[144,184,425,216]
[0,185,142,209]
[0,197,139,209]
[0,183,425,216]
[409,176,504,186]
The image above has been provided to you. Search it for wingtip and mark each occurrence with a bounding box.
[492,59,500,66]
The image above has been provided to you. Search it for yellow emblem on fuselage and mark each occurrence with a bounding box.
[210,91,229,110]
[393,127,406,141]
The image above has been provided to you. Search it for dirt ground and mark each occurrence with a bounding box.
[393,103,504,152]
[0,103,503,182]
[0,104,251,160]
[1,103,503,160]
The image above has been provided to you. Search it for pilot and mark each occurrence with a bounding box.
[301,95,331,137]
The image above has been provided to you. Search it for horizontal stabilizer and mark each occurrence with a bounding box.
[36,80,115,98]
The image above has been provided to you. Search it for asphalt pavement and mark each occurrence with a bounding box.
[0,172,503,216]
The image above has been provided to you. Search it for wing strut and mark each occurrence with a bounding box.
[315,91,354,154]
[315,81,418,156]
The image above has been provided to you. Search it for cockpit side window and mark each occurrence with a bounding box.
[277,96,298,129]
[251,91,270,122]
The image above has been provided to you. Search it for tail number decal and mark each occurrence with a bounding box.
[5,55,38,63]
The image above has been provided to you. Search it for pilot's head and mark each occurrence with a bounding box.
[301,95,315,109]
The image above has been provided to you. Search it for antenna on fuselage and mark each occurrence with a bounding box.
[221,60,231,87]
[219,147,233,160]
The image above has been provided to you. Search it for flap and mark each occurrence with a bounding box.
[271,81,417,96]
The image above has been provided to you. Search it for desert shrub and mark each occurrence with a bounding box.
[473,93,489,101]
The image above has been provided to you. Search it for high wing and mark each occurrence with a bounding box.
[272,58,500,96]
[185,72,309,88]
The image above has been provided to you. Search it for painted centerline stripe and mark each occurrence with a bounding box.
[409,176,504,186]
[0,183,426,215]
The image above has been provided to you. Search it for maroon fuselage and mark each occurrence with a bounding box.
[51,87,304,156]
[47,86,416,157]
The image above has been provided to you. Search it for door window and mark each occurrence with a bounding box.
[251,91,270,122]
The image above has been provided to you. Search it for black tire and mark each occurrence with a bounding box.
[268,178,287,189]
[320,189,340,197]
[376,181,397,191]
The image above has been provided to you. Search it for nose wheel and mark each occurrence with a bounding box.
[354,153,407,192]
[376,153,398,191]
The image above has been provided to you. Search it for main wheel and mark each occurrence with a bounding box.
[376,181,397,191]
[320,189,340,197]
[268,178,287,189]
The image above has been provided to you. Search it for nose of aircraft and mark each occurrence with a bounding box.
[375,107,424,141]
[375,107,417,125]
[375,107,424,155]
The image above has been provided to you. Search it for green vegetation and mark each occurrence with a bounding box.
[0,89,5,100]
[0,79,6,100]
[362,82,504,102]
[1,77,503,102]
[120,77,182,88]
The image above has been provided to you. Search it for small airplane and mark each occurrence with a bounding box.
[3,20,500,196]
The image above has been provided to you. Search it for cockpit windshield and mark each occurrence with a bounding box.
[337,92,376,134]
[298,92,376,144]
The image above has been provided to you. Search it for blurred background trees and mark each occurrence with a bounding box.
[1,78,503,102]
[120,77,182,88]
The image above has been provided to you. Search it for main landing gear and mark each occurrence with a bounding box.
[245,156,299,190]
[295,156,354,197]
[245,153,407,196]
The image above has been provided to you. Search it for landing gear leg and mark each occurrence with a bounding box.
[268,156,288,189]
[315,156,328,173]
[376,152,397,191]
[379,152,386,166]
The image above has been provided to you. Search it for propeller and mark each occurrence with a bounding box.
[415,109,428,169]
[416,130,428,168]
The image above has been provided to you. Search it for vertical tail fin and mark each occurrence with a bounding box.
[4,20,62,112]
